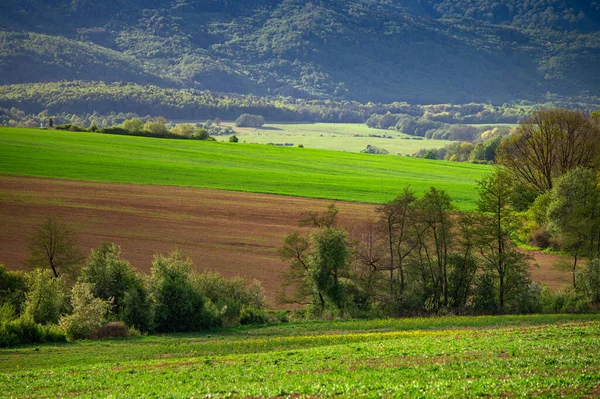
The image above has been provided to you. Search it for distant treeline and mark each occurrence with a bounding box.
[1,81,600,128]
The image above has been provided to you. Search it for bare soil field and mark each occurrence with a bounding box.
[0,175,572,306]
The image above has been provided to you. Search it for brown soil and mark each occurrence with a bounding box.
[0,175,572,307]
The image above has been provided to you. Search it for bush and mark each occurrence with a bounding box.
[360,144,388,154]
[229,135,239,143]
[0,317,66,347]
[472,274,499,314]
[192,271,266,326]
[23,269,68,325]
[79,242,139,316]
[55,123,86,132]
[0,264,27,315]
[59,283,111,340]
[149,251,212,333]
[94,321,129,339]
[239,305,267,325]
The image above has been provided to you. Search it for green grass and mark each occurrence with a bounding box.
[2,314,600,398]
[228,122,451,155]
[0,127,491,209]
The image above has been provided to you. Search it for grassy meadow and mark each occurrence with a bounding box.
[2,314,600,398]
[0,127,491,209]
[227,122,452,155]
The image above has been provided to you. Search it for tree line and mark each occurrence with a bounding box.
[0,219,271,347]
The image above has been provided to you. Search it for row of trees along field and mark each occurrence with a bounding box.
[0,219,271,347]
[281,109,600,318]
[2,81,599,128]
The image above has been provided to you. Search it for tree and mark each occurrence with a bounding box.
[476,169,532,311]
[79,242,141,316]
[235,114,265,128]
[149,251,208,333]
[309,228,351,312]
[59,282,111,340]
[376,188,418,298]
[546,168,600,287]
[27,217,84,280]
[229,135,239,143]
[122,118,143,132]
[497,109,600,193]
[414,187,454,309]
[171,123,195,137]
[23,268,68,325]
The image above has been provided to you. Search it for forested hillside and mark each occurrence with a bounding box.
[0,0,599,105]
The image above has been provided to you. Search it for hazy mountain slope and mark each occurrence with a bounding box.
[0,0,599,104]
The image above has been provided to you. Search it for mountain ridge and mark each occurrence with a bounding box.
[0,0,599,105]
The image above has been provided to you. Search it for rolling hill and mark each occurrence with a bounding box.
[0,0,599,106]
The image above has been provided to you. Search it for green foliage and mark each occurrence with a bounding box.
[235,114,265,128]
[122,118,143,132]
[228,134,239,143]
[310,228,351,312]
[79,242,146,324]
[360,144,388,154]
[149,251,210,333]
[23,269,68,325]
[192,271,266,326]
[0,263,27,315]
[0,317,66,348]
[59,282,112,341]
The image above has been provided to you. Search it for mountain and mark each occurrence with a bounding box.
[0,0,599,105]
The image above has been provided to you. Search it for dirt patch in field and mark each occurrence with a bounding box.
[0,175,572,307]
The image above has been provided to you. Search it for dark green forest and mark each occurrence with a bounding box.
[1,0,599,106]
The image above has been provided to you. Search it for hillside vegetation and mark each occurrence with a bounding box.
[0,0,599,105]
[0,127,490,208]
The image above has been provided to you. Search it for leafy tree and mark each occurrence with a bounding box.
[0,264,26,315]
[171,123,195,137]
[497,109,600,193]
[149,251,208,333]
[235,114,265,128]
[79,242,142,317]
[476,169,532,311]
[309,228,351,312]
[27,217,84,280]
[229,134,239,142]
[23,269,68,325]
[546,168,600,287]
[59,282,111,340]
[122,118,143,132]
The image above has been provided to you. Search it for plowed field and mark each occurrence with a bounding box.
[0,175,571,306]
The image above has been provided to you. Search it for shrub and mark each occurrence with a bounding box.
[229,135,239,143]
[360,144,388,154]
[171,123,195,137]
[94,321,129,339]
[149,251,211,333]
[55,123,86,132]
[79,242,139,316]
[193,271,266,326]
[59,283,111,340]
[23,269,68,325]
[192,128,210,140]
[122,118,144,132]
[0,317,66,348]
[472,274,499,314]
[0,264,27,315]
[239,305,267,325]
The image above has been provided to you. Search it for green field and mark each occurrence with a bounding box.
[0,127,491,209]
[2,314,600,398]
[228,123,452,155]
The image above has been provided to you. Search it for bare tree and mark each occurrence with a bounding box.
[27,217,84,280]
